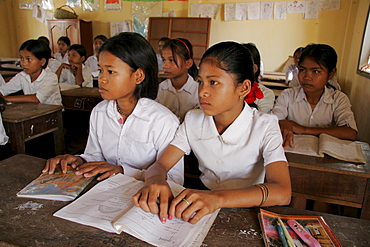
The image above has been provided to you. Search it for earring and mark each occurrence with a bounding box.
[239,96,244,100]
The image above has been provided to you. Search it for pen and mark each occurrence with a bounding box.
[276,220,289,247]
[277,218,295,247]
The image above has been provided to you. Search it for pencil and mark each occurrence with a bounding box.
[276,221,289,247]
[277,218,295,247]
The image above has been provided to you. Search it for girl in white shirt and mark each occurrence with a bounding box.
[156,38,199,121]
[0,39,61,105]
[43,32,184,185]
[54,36,70,64]
[286,47,304,85]
[85,35,108,77]
[133,41,291,224]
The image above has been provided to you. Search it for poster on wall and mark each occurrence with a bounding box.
[287,1,305,14]
[110,20,131,36]
[19,0,34,9]
[260,2,273,19]
[274,2,287,20]
[83,0,99,11]
[247,2,260,20]
[132,2,162,37]
[304,0,319,19]
[67,0,81,8]
[319,0,340,11]
[104,0,121,11]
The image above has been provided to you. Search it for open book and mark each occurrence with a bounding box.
[59,82,81,91]
[284,133,366,163]
[259,209,341,247]
[17,166,94,201]
[54,174,219,247]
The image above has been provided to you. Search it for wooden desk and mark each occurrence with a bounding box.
[1,154,369,247]
[61,87,103,112]
[287,142,370,220]
[2,103,64,155]
[0,70,18,80]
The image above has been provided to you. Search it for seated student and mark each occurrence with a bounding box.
[156,37,170,72]
[57,44,93,87]
[0,74,5,87]
[0,40,62,105]
[0,97,8,160]
[133,41,291,224]
[54,36,70,64]
[272,44,357,148]
[286,47,304,85]
[156,38,199,122]
[243,43,275,113]
[37,36,61,73]
[85,35,108,78]
[43,32,184,185]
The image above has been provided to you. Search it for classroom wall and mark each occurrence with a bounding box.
[0,0,369,143]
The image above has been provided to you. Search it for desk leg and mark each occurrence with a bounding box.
[53,110,65,155]
[5,122,26,154]
[361,179,370,220]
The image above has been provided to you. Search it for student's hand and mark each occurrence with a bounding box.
[74,161,123,181]
[279,120,295,148]
[290,121,306,135]
[60,63,72,70]
[43,154,84,174]
[169,189,220,224]
[132,181,174,223]
[70,64,82,77]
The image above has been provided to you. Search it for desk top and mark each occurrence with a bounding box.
[0,70,18,78]
[61,87,102,98]
[2,103,64,123]
[1,154,369,247]
[287,142,370,178]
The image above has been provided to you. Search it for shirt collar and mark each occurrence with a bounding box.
[20,69,46,82]
[162,74,195,94]
[294,86,334,105]
[107,98,150,123]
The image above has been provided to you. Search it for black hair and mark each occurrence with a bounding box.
[99,32,158,100]
[57,36,71,46]
[299,44,337,89]
[19,39,51,68]
[94,35,108,42]
[162,38,198,80]
[200,41,255,87]
[159,37,170,43]
[69,44,87,62]
[243,43,261,82]
[293,47,305,56]
[38,36,50,46]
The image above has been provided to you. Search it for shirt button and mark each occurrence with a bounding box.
[216,160,221,164]
[311,116,313,119]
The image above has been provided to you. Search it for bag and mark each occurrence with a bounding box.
[54,5,78,19]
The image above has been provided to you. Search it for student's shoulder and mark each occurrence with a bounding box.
[92,99,111,112]
[183,108,204,124]
[138,98,179,122]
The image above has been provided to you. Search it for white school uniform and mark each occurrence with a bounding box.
[272,86,357,131]
[0,74,5,87]
[0,69,62,105]
[171,104,287,190]
[156,54,163,71]
[54,52,69,64]
[59,64,93,87]
[79,98,184,185]
[156,75,199,122]
[47,58,61,73]
[286,64,298,84]
[0,113,8,145]
[254,83,275,113]
[85,55,99,77]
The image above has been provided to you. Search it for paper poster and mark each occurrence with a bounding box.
[236,3,248,21]
[83,0,99,11]
[33,4,46,23]
[34,0,54,10]
[224,3,236,21]
[67,0,81,8]
[44,10,54,22]
[319,0,340,11]
[260,2,273,19]
[305,0,319,19]
[19,0,33,9]
[248,2,260,20]
[201,4,220,19]
[132,2,162,37]
[190,3,201,17]
[287,1,305,14]
[274,2,287,20]
[110,20,131,37]
[104,0,121,11]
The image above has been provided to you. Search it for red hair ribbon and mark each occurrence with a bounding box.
[174,39,191,59]
[245,82,264,103]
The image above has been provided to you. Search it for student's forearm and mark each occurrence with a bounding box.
[56,67,63,79]
[301,126,357,140]
[3,94,39,103]
[145,163,168,184]
[75,71,84,86]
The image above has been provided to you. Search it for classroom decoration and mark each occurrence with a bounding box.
[38,0,54,10]
[132,2,162,37]
[110,20,131,37]
[190,3,220,19]
[19,0,33,10]
[82,0,99,11]
[54,5,78,19]
[104,0,121,11]
[66,0,81,8]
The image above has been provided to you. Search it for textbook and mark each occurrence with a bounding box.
[54,174,219,247]
[258,209,342,247]
[284,133,366,163]
[17,166,94,201]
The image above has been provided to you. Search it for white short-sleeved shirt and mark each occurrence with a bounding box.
[272,86,357,131]
[0,113,8,145]
[286,64,298,84]
[156,54,163,71]
[171,105,287,190]
[47,58,61,73]
[0,75,5,87]
[255,83,275,113]
[156,75,199,122]
[0,70,62,105]
[54,52,69,64]
[59,64,93,87]
[85,55,99,77]
[79,98,184,185]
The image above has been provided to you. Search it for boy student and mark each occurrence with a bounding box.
[57,44,93,87]
[85,35,108,77]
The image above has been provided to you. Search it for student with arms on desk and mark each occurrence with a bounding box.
[133,41,291,224]
[272,44,357,148]
[0,40,61,105]
[43,32,183,185]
